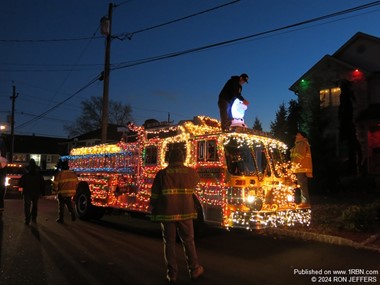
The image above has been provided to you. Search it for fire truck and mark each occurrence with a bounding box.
[63,116,311,230]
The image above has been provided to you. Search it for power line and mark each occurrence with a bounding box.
[0,0,239,43]
[112,0,380,70]
[114,0,134,8]
[117,0,240,40]
[4,1,378,73]
[15,74,101,130]
[5,0,380,134]
[19,111,74,124]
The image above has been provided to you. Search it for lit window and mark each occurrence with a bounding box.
[320,87,341,108]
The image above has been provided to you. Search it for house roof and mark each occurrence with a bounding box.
[72,124,124,142]
[289,32,379,93]
[289,55,369,92]
[333,32,380,72]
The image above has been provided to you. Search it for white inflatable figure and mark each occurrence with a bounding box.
[230,98,248,127]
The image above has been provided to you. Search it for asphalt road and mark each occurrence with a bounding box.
[1,197,379,285]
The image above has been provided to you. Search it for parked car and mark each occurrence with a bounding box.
[40,169,56,195]
[4,164,27,197]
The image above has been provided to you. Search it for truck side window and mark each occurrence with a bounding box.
[207,141,218,161]
[144,146,157,165]
[197,141,205,161]
[197,140,218,162]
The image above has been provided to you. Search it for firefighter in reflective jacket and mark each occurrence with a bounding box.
[150,148,204,283]
[53,160,78,223]
[290,131,313,204]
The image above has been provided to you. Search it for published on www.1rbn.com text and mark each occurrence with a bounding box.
[293,268,378,283]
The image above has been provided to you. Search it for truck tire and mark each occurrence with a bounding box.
[75,185,105,220]
[75,187,93,220]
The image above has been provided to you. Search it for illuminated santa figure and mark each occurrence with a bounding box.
[230,98,248,128]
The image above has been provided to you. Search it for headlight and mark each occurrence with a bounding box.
[246,195,255,204]
[287,194,294,202]
[245,194,263,211]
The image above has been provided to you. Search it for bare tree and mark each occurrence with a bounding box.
[64,96,133,137]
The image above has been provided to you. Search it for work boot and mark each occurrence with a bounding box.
[166,274,177,283]
[71,212,76,221]
[190,265,204,280]
[56,218,64,224]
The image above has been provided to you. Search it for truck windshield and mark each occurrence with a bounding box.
[267,146,287,178]
[224,139,256,176]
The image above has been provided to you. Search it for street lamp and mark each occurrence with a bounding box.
[100,3,113,144]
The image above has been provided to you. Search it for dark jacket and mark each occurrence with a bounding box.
[218,75,245,103]
[20,170,45,198]
[150,163,200,222]
[0,167,5,189]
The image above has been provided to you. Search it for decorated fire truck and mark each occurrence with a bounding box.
[63,113,311,230]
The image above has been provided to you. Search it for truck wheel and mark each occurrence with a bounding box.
[75,188,93,220]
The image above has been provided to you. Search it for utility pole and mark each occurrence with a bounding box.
[10,85,18,163]
[100,3,113,143]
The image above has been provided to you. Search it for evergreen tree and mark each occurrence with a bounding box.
[286,99,301,148]
[270,103,288,143]
[252,116,263,131]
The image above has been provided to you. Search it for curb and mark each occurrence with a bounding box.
[263,228,380,253]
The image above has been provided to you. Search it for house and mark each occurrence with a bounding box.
[66,124,127,151]
[289,32,380,176]
[0,123,130,170]
[1,134,69,169]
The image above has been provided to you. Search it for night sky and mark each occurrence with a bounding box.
[1,0,380,138]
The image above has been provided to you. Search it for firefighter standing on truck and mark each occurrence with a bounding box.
[150,148,204,283]
[53,159,78,224]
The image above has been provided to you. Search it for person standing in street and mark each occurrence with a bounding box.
[218,73,249,131]
[0,138,7,219]
[53,159,78,224]
[0,155,7,218]
[290,131,313,205]
[20,159,45,225]
[150,148,204,283]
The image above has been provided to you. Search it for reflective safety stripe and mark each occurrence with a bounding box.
[295,167,312,173]
[150,212,197,222]
[165,168,190,174]
[59,189,76,194]
[150,193,159,199]
[162,188,193,195]
[57,178,77,183]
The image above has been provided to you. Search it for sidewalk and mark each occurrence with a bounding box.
[264,227,380,253]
